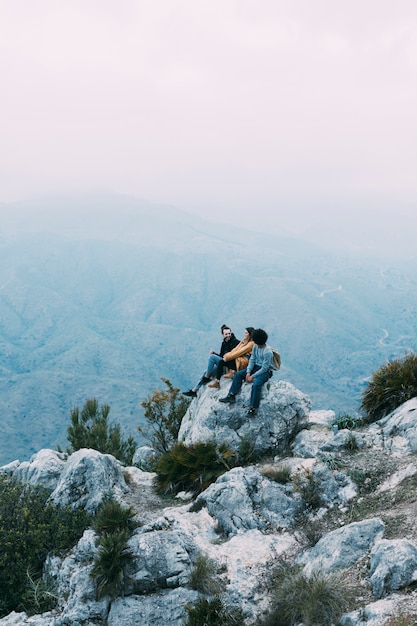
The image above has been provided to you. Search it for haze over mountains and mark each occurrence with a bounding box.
[0,194,416,465]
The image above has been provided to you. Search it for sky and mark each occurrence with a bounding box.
[1,0,417,230]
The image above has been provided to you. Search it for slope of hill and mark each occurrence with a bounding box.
[0,194,416,464]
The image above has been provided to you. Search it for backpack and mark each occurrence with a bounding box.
[267,347,281,370]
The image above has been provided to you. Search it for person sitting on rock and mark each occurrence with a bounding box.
[208,326,255,388]
[182,324,240,398]
[219,328,273,416]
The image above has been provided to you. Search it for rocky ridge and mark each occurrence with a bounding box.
[1,382,417,625]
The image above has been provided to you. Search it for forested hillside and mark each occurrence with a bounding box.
[0,195,416,464]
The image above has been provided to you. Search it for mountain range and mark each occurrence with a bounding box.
[0,194,416,465]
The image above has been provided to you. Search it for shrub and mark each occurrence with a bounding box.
[262,567,352,626]
[188,552,223,595]
[67,398,137,465]
[154,441,236,495]
[292,468,324,510]
[360,352,417,423]
[332,412,363,430]
[140,377,191,454]
[344,432,359,452]
[0,475,91,617]
[91,497,137,599]
[185,596,245,626]
[93,498,138,535]
[91,529,133,599]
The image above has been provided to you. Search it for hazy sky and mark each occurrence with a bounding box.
[1,0,417,228]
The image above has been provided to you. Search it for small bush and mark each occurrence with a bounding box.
[93,498,138,535]
[91,497,137,599]
[360,352,417,423]
[237,433,258,465]
[292,468,324,510]
[344,432,359,452]
[154,441,236,495]
[332,412,363,430]
[262,567,352,626]
[67,398,137,465]
[188,552,223,595]
[318,453,346,470]
[91,529,133,599]
[140,377,191,454]
[185,596,245,626]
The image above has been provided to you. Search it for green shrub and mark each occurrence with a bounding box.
[91,529,133,599]
[262,567,352,626]
[67,398,137,465]
[188,552,223,595]
[292,468,324,510]
[154,441,236,495]
[318,453,346,470]
[344,432,359,452]
[91,497,137,599]
[185,596,245,626]
[140,377,191,454]
[0,475,91,617]
[360,352,417,423]
[93,498,138,535]
[332,412,363,430]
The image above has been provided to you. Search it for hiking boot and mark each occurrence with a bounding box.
[208,380,220,388]
[183,389,197,398]
[219,394,236,404]
[247,407,257,417]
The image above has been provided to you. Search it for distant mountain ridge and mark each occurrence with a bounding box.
[0,194,416,465]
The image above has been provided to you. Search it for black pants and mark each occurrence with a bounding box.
[216,358,236,380]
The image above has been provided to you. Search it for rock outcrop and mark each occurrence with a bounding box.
[3,389,417,625]
[178,379,311,455]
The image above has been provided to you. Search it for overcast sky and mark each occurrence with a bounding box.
[1,0,416,229]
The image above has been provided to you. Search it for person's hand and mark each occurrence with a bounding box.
[209,350,215,354]
[246,373,254,382]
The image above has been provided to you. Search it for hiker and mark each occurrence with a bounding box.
[182,324,240,398]
[208,326,255,388]
[219,328,273,416]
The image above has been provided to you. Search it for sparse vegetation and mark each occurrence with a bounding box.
[140,377,191,454]
[292,468,324,510]
[361,352,417,423]
[185,596,245,626]
[261,463,292,484]
[261,566,353,626]
[188,552,223,595]
[344,432,360,452]
[384,612,417,625]
[0,475,91,617]
[332,412,363,430]
[66,398,137,465]
[153,441,236,495]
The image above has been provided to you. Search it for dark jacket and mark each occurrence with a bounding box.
[218,334,240,358]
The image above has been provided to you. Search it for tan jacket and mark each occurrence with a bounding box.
[223,339,255,371]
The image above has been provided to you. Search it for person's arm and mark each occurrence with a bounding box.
[252,347,273,377]
[224,341,254,362]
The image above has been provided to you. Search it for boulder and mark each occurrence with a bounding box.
[12,449,66,491]
[48,448,129,513]
[369,538,417,598]
[107,589,200,626]
[132,445,157,470]
[367,398,417,455]
[125,529,193,594]
[178,380,310,456]
[196,465,299,536]
[297,518,385,574]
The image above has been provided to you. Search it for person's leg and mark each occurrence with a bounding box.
[250,371,270,408]
[206,354,223,378]
[219,368,247,402]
